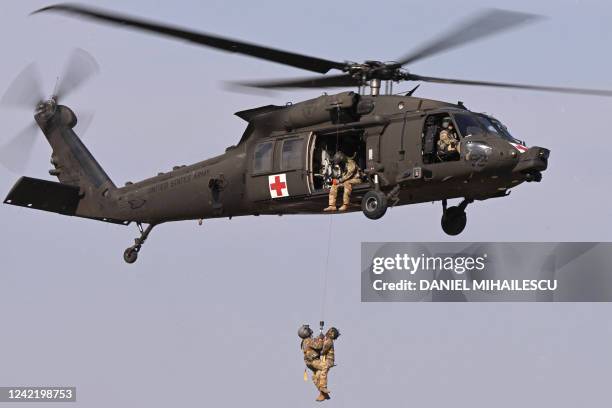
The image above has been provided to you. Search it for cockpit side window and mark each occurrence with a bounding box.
[422,112,461,163]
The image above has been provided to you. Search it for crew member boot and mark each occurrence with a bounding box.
[339,197,350,211]
[316,392,326,402]
[324,185,338,212]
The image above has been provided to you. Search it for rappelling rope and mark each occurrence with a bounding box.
[319,207,334,322]
[319,106,342,322]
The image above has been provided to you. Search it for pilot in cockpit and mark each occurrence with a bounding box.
[437,117,459,158]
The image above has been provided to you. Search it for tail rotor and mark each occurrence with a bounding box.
[0,48,99,172]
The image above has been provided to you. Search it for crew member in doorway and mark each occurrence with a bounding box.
[298,324,329,401]
[324,151,362,212]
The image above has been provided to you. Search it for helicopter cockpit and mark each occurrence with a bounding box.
[423,111,527,164]
[453,112,525,145]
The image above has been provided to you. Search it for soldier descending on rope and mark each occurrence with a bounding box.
[298,324,340,402]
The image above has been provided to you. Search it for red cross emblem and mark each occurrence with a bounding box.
[268,174,289,198]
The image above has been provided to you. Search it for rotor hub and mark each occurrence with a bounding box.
[35,98,57,120]
[344,61,407,85]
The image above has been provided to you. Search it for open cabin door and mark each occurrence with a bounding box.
[247,132,312,202]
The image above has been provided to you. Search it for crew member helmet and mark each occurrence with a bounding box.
[332,151,347,165]
[298,324,313,339]
[326,327,340,339]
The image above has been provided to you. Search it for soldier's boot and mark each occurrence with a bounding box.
[324,186,338,212]
[324,392,331,400]
[316,392,326,402]
[338,196,350,211]
[339,182,354,211]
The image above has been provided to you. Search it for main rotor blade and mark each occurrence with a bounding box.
[232,74,360,90]
[33,4,346,74]
[0,122,39,173]
[396,9,541,67]
[406,73,612,97]
[55,48,100,100]
[1,62,44,110]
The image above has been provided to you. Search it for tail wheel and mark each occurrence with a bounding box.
[123,247,138,264]
[361,190,388,220]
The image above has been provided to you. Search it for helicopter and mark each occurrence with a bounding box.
[3,4,612,264]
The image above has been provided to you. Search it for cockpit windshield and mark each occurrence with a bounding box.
[476,114,522,144]
[452,112,522,144]
[452,113,485,138]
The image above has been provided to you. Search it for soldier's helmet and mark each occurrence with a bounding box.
[326,327,340,339]
[441,117,451,128]
[298,324,313,339]
[332,151,347,165]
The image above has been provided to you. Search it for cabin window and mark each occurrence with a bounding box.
[280,138,304,170]
[253,141,274,174]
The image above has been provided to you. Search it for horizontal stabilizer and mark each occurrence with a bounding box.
[4,176,80,215]
[4,176,131,225]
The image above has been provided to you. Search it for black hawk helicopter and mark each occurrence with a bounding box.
[3,5,612,263]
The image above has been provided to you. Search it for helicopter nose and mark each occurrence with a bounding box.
[513,146,550,181]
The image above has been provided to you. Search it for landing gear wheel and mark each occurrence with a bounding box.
[123,247,139,264]
[122,222,157,264]
[361,190,388,220]
[441,206,467,236]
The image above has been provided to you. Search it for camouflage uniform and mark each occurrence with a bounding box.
[302,337,327,394]
[437,127,459,155]
[317,335,336,392]
[327,158,361,210]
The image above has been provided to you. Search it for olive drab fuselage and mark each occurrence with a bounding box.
[3,92,550,265]
[65,91,547,225]
[82,92,548,223]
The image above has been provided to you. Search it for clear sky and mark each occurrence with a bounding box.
[1,0,611,406]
